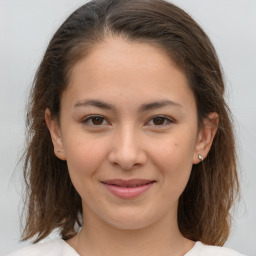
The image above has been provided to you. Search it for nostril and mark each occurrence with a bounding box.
[112,161,138,171]
[107,143,147,170]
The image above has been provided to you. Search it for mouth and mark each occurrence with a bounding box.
[101,179,156,199]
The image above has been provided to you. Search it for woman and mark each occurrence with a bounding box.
[7,0,246,255]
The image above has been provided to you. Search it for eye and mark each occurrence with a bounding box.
[146,115,174,126]
[82,115,109,126]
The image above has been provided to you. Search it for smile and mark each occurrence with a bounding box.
[101,179,156,199]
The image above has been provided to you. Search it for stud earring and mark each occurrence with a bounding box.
[198,154,203,161]
[57,150,63,153]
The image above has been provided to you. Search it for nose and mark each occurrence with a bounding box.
[108,125,147,170]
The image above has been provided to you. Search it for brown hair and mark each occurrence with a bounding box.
[22,0,239,246]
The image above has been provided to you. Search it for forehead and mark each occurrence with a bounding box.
[63,37,196,111]
[69,37,178,82]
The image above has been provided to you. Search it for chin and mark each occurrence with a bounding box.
[102,210,158,231]
[110,220,152,231]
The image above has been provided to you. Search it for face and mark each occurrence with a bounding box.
[46,37,217,230]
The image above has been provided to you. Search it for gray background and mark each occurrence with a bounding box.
[0,0,255,255]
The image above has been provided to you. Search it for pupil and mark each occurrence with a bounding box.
[92,116,103,125]
[153,117,164,125]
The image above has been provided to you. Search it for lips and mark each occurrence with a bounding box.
[101,179,156,199]
[101,179,155,187]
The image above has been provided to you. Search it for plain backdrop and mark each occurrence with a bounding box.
[0,0,255,255]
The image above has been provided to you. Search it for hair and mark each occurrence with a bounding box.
[21,0,239,246]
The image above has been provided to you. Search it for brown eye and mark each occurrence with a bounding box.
[82,115,108,126]
[91,116,104,125]
[146,115,174,127]
[152,116,165,125]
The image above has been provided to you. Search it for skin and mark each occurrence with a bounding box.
[46,37,218,256]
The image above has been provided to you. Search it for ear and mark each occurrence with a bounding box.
[45,108,66,161]
[193,112,219,164]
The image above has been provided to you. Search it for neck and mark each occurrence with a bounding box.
[72,208,194,256]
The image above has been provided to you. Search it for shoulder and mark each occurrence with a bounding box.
[5,239,79,256]
[186,241,247,256]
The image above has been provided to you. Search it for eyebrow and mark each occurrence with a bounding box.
[139,100,182,111]
[73,99,182,111]
[74,99,114,110]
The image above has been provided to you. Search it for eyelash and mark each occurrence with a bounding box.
[146,115,174,126]
[82,115,109,126]
[81,115,175,127]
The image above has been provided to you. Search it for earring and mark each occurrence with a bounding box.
[198,154,203,161]
[57,150,63,153]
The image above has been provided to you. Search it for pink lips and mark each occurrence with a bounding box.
[101,179,155,199]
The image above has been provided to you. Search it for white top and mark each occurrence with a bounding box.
[6,239,247,256]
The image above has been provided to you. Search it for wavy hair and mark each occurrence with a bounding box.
[21,0,239,246]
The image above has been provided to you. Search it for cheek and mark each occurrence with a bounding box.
[63,134,109,188]
[150,130,196,166]
[148,129,196,192]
